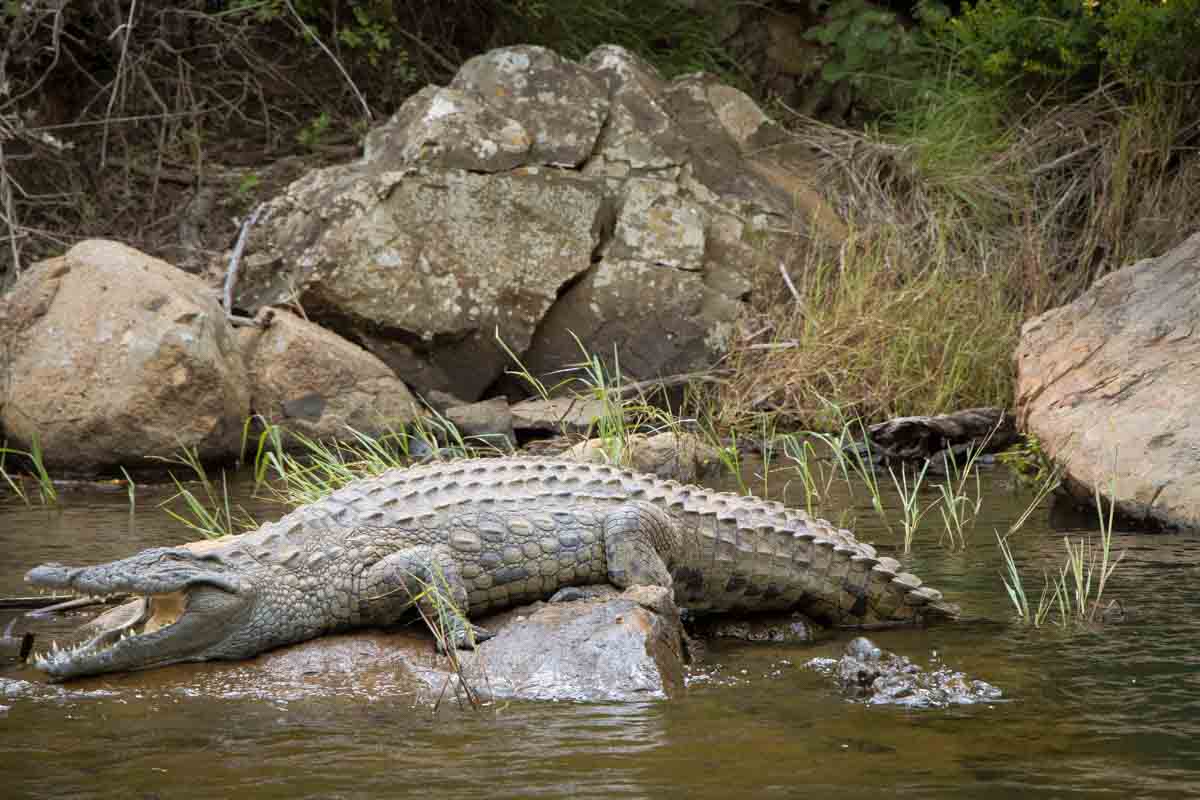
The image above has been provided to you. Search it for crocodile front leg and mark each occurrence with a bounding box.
[362,545,494,650]
[603,502,681,594]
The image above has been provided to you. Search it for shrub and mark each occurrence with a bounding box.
[938,0,1200,89]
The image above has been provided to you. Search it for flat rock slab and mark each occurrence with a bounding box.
[1016,233,1200,530]
[461,588,684,702]
[509,396,608,435]
[20,590,684,704]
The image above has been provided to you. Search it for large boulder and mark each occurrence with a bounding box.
[229,44,843,400]
[0,240,248,472]
[1015,233,1200,530]
[233,166,606,400]
[238,307,420,440]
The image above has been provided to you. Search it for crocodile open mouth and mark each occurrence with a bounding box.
[33,592,188,672]
[24,550,248,680]
[26,585,240,681]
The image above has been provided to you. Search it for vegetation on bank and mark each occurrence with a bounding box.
[3,0,1198,425]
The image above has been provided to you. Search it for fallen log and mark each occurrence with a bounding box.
[862,407,1018,463]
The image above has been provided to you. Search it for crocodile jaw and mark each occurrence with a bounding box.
[25,552,251,681]
[29,586,243,681]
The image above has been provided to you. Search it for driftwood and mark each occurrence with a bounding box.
[863,407,1017,463]
[222,202,266,327]
[0,595,73,610]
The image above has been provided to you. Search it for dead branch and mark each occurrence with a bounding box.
[283,0,372,123]
[223,202,266,326]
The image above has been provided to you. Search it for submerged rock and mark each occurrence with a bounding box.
[1016,233,1200,531]
[807,637,1001,708]
[690,611,817,644]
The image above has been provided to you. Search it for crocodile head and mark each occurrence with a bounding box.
[25,547,256,681]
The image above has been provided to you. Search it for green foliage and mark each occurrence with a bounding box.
[998,434,1056,488]
[1100,0,1200,79]
[997,468,1125,628]
[296,112,332,149]
[806,0,919,89]
[154,446,255,539]
[939,0,1200,89]
[0,435,57,506]
[945,0,1103,84]
[235,173,261,199]
[225,0,416,79]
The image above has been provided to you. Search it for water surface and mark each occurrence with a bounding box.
[2,466,1198,799]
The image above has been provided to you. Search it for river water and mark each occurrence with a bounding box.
[2,464,1198,799]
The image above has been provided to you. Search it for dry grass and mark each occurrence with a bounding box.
[720,81,1200,429]
[724,225,1020,426]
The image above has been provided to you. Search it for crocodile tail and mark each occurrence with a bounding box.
[862,556,959,624]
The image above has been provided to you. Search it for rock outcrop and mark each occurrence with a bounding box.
[0,240,249,472]
[1015,233,1200,530]
[229,44,842,401]
[238,307,420,440]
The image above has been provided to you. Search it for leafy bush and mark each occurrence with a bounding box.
[1099,0,1200,80]
[806,0,920,90]
[941,0,1200,88]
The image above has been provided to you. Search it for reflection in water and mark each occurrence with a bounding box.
[2,467,1199,799]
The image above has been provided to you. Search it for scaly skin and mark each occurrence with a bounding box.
[25,457,958,680]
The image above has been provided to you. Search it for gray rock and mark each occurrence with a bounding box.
[363,86,532,173]
[568,431,722,483]
[445,397,516,451]
[224,43,846,402]
[422,389,468,413]
[1016,232,1200,530]
[233,167,606,400]
[238,307,419,440]
[606,179,706,269]
[0,240,249,472]
[509,396,608,436]
[461,588,685,702]
[451,46,609,168]
[581,46,683,174]
[523,256,741,383]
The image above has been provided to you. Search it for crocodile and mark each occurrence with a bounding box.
[25,457,957,680]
